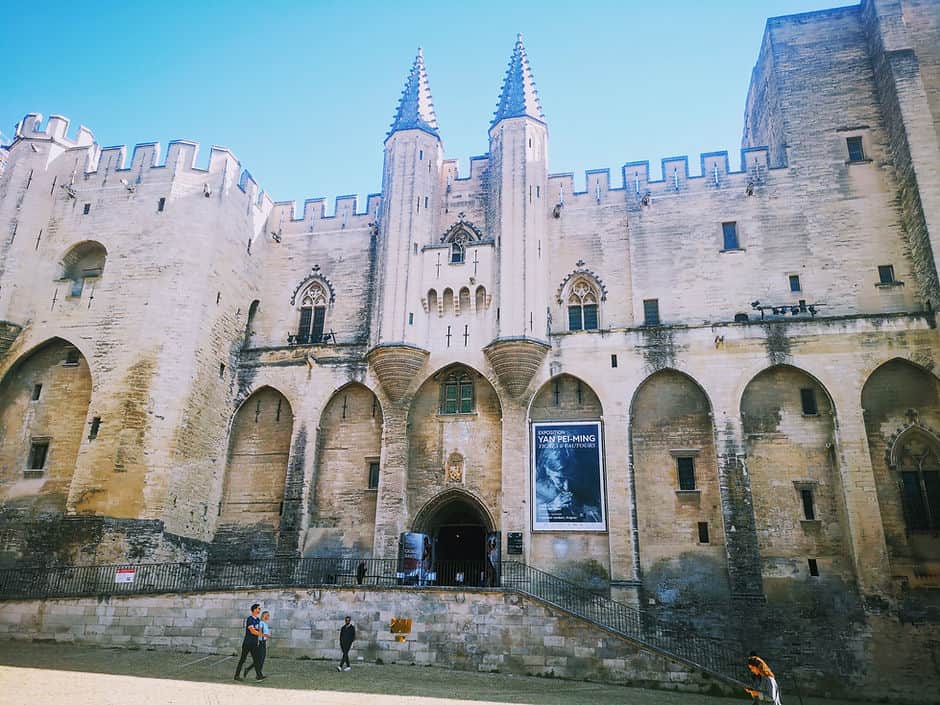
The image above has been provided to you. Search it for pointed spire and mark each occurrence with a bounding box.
[388,48,440,140]
[491,34,545,129]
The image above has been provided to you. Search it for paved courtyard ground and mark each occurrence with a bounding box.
[0,641,865,705]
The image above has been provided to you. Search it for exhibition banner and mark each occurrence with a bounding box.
[532,421,606,531]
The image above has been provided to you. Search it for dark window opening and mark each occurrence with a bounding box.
[611,354,618,368]
[808,558,819,577]
[297,306,327,344]
[677,457,696,491]
[878,265,896,284]
[275,398,282,422]
[643,299,660,326]
[789,274,802,292]
[31,384,42,401]
[28,440,49,470]
[846,136,865,162]
[216,291,221,305]
[441,370,474,414]
[801,489,816,520]
[82,203,91,215]
[721,222,739,250]
[70,277,85,298]
[451,242,465,264]
[219,362,226,378]
[64,349,80,366]
[901,469,940,532]
[697,522,710,544]
[409,312,414,325]
[368,461,380,490]
[157,197,166,212]
[800,388,818,416]
[88,417,101,440]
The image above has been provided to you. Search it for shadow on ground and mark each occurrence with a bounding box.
[0,641,858,705]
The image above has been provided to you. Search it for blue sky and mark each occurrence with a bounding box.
[3,0,843,209]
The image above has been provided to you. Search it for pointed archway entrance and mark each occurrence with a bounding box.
[413,490,497,586]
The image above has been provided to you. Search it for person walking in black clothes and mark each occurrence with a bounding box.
[337,616,355,671]
[356,561,367,585]
[244,610,271,681]
[234,603,262,681]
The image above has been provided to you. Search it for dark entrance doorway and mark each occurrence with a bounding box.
[416,492,492,586]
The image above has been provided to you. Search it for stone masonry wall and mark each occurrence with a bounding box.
[0,588,731,696]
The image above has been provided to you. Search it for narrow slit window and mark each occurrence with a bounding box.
[808,558,819,577]
[878,265,895,284]
[368,461,380,490]
[28,440,49,470]
[219,362,226,378]
[677,457,696,491]
[801,489,816,520]
[157,197,166,212]
[800,388,818,416]
[82,203,91,215]
[697,522,710,544]
[721,222,739,250]
[88,417,101,440]
[31,383,42,401]
[789,274,802,292]
[610,354,618,368]
[846,136,865,162]
[643,299,660,326]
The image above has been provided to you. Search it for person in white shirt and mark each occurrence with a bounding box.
[244,611,272,681]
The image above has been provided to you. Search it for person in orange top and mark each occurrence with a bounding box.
[745,652,782,704]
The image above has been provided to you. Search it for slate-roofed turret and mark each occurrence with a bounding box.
[388,48,439,139]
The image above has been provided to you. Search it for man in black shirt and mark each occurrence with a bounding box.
[233,603,262,681]
[337,616,355,671]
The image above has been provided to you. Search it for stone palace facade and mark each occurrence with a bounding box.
[1,0,939,692]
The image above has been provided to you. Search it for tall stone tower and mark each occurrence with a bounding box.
[484,35,550,400]
[369,50,442,402]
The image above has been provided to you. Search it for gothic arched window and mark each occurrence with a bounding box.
[896,432,940,531]
[297,282,329,344]
[567,278,599,331]
[440,369,474,414]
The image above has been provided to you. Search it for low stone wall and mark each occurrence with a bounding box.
[0,586,730,695]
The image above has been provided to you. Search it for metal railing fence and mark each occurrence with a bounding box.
[0,557,748,686]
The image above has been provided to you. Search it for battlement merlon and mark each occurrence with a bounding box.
[10,113,376,225]
[546,147,775,202]
[267,193,382,231]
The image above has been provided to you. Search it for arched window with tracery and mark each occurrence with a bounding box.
[440,369,474,414]
[566,278,599,331]
[297,282,329,344]
[896,432,940,531]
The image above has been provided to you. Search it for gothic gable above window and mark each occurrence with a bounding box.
[440,217,484,245]
[289,265,336,306]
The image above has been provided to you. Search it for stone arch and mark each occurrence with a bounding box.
[427,288,438,315]
[412,487,496,534]
[0,337,93,514]
[220,386,293,527]
[244,299,260,347]
[740,364,848,593]
[459,287,471,314]
[308,383,384,557]
[407,364,501,541]
[529,373,603,421]
[475,286,487,312]
[629,368,729,605]
[58,240,106,298]
[862,358,940,572]
[412,487,496,586]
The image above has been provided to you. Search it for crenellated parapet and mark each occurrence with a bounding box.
[546,146,781,210]
[8,113,379,232]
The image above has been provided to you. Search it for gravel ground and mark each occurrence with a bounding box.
[0,641,865,705]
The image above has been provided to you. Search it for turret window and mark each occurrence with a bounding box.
[451,241,465,264]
